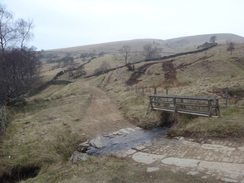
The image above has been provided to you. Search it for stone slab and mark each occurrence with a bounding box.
[132,152,165,164]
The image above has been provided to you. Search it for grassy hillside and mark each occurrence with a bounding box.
[165,33,244,50]
[0,36,243,182]
[49,33,244,53]
[39,33,244,79]
[91,42,244,134]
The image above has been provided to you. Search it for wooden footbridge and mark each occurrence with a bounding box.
[148,95,220,117]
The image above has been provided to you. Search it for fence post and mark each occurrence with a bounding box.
[154,88,157,95]
[208,100,212,117]
[225,89,228,107]
[215,98,220,117]
[141,88,144,96]
[166,88,168,95]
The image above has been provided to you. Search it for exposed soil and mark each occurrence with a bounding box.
[126,63,157,85]
[79,82,134,139]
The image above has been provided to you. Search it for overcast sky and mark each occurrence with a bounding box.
[1,0,244,50]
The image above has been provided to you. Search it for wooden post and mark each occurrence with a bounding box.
[215,99,220,117]
[141,88,144,96]
[166,88,168,95]
[154,88,157,95]
[208,100,212,117]
[225,89,228,107]
[146,96,154,114]
[173,97,177,119]
[180,98,184,109]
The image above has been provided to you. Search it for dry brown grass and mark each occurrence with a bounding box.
[91,43,244,132]
[168,108,244,138]
[0,80,91,176]
[0,41,244,182]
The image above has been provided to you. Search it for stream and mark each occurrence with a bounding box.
[85,127,167,156]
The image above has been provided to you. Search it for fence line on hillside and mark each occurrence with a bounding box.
[0,105,6,135]
[85,43,218,79]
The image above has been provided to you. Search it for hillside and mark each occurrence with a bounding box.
[0,34,244,182]
[165,33,244,50]
[47,33,244,53]
[91,42,244,127]
[39,33,244,77]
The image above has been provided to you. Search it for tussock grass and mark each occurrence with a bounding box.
[21,156,217,183]
[91,43,244,135]
[1,42,244,182]
[0,80,90,178]
[168,108,244,138]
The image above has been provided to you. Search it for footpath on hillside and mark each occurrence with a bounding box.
[79,83,244,183]
[79,82,134,138]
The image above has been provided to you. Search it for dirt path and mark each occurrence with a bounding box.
[80,82,134,138]
[80,82,244,182]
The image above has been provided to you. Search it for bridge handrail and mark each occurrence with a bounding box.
[148,95,220,117]
[148,94,219,101]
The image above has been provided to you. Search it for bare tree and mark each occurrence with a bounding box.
[0,4,40,102]
[114,45,132,64]
[227,41,235,55]
[2,48,40,98]
[0,5,33,50]
[143,44,162,60]
[210,35,217,44]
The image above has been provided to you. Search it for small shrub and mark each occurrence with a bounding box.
[7,98,27,108]
[126,63,135,71]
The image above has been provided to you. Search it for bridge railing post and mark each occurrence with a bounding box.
[207,100,212,118]
[214,98,220,117]
[147,95,220,117]
[173,97,177,119]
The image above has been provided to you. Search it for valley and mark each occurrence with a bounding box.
[0,33,244,183]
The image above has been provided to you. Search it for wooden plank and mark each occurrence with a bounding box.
[152,107,175,112]
[177,110,209,117]
[176,102,209,107]
[177,109,208,114]
[148,94,218,100]
[151,101,174,104]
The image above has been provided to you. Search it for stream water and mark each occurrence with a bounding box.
[86,127,167,156]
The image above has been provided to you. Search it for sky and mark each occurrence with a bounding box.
[1,0,244,50]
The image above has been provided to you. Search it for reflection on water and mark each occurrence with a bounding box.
[86,127,167,156]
